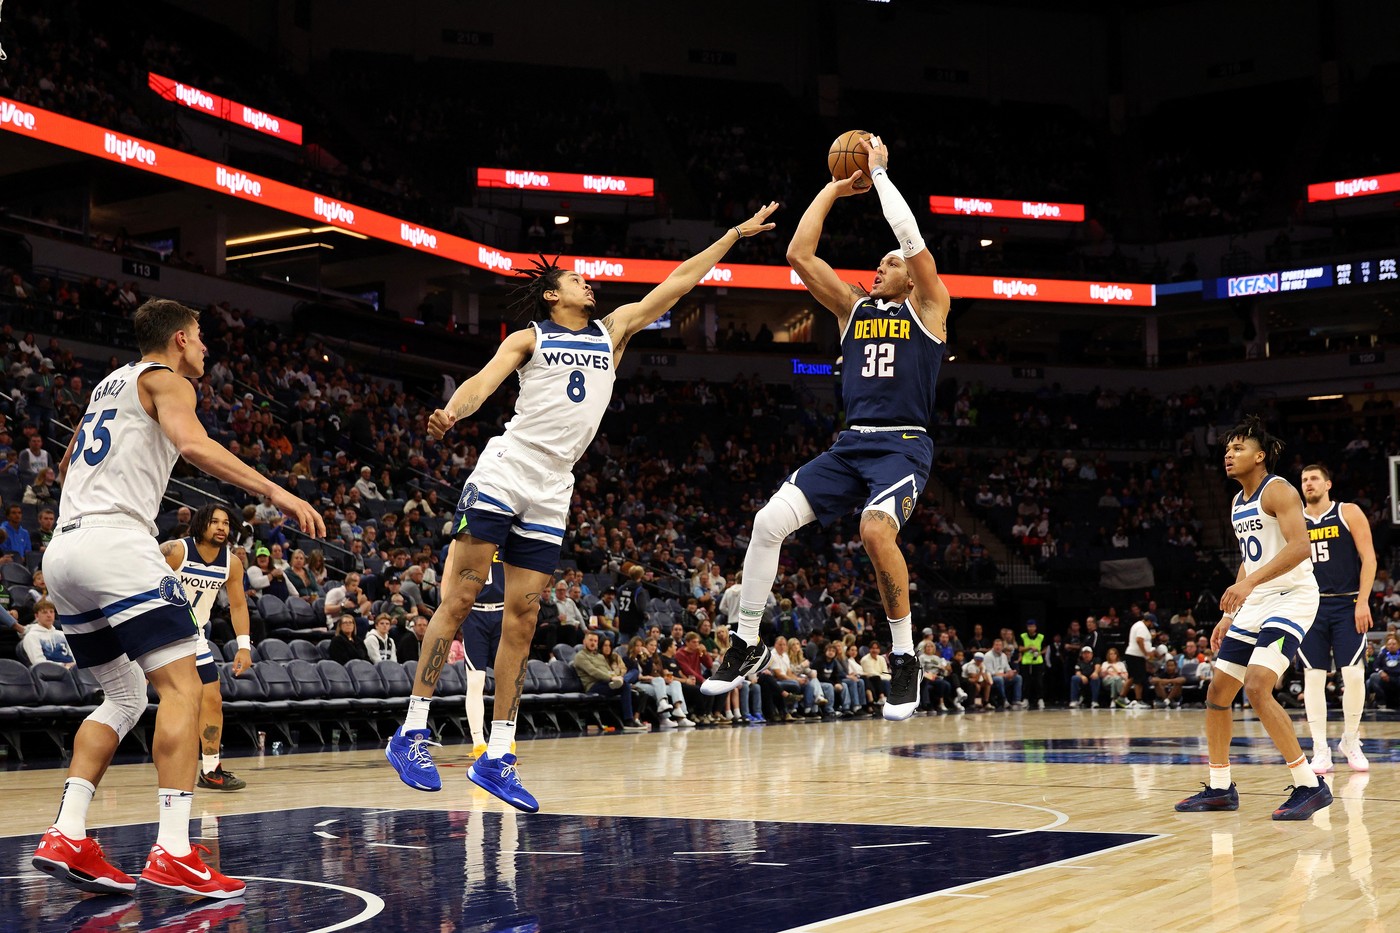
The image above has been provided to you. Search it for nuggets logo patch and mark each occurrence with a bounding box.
[901,496,914,521]
[159,576,189,606]
[458,483,480,512]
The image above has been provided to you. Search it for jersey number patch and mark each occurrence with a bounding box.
[860,343,895,378]
[1311,540,1330,563]
[71,409,117,466]
[566,370,587,403]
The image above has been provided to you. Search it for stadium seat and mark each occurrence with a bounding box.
[290,639,322,662]
[258,637,293,662]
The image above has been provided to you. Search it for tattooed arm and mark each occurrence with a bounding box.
[600,201,777,363]
[427,328,535,440]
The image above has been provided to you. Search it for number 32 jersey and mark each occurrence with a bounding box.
[1230,474,1317,596]
[840,297,945,428]
[59,361,181,536]
[502,320,615,463]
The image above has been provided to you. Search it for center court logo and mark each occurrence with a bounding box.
[159,576,189,606]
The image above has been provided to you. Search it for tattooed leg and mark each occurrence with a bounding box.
[492,565,552,724]
[199,681,223,754]
[860,508,911,619]
[410,535,493,697]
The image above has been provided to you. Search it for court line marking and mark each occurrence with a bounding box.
[512,850,583,855]
[367,842,425,850]
[674,848,765,855]
[751,862,789,867]
[851,841,931,849]
[314,830,338,840]
[315,819,339,828]
[240,876,385,933]
[931,893,989,898]
[779,833,1168,932]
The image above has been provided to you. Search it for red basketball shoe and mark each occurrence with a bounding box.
[140,843,246,899]
[31,826,137,894]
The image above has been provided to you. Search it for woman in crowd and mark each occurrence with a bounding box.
[1100,647,1130,709]
[768,636,802,721]
[285,548,323,602]
[329,614,368,665]
[788,638,832,718]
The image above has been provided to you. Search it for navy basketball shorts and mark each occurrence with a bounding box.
[450,435,573,575]
[462,606,504,672]
[787,428,934,528]
[1215,586,1319,681]
[1299,595,1366,670]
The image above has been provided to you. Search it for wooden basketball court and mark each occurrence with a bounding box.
[1,708,1394,931]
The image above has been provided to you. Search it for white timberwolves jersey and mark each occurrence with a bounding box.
[502,320,615,463]
[176,537,233,626]
[59,361,181,536]
[1231,474,1317,594]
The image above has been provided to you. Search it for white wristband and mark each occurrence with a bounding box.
[236,635,252,651]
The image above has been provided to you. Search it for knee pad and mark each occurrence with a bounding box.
[85,657,147,742]
[753,485,814,545]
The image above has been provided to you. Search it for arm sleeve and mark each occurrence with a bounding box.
[869,168,926,259]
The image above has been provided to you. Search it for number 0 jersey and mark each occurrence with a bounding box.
[175,537,234,626]
[59,361,181,536]
[1305,502,1362,595]
[501,319,615,464]
[1230,474,1317,595]
[839,296,945,429]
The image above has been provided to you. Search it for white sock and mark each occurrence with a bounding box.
[156,789,193,857]
[486,720,516,759]
[1303,668,1328,751]
[1208,763,1232,789]
[888,614,914,655]
[1287,755,1320,788]
[54,777,95,839]
[1341,665,1365,735]
[735,604,764,646]
[202,753,220,774]
[404,695,433,732]
[465,670,486,745]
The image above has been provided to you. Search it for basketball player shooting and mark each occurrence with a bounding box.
[386,201,778,811]
[706,135,950,722]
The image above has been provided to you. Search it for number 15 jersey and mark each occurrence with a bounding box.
[503,320,615,463]
[59,361,181,536]
[840,296,945,429]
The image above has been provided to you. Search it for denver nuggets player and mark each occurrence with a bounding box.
[162,504,254,791]
[1175,416,1331,820]
[706,135,947,722]
[462,552,506,759]
[387,202,779,810]
[1298,463,1375,774]
[34,299,322,900]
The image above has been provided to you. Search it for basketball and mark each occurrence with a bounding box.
[828,130,872,187]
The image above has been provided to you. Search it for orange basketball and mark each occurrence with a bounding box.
[827,130,872,187]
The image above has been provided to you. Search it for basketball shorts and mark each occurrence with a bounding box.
[1215,585,1319,680]
[462,606,504,672]
[1299,595,1365,670]
[46,514,200,673]
[195,626,219,685]
[450,434,573,575]
[787,428,934,529]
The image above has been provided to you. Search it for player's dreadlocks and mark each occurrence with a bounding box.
[507,255,565,319]
[1225,413,1285,471]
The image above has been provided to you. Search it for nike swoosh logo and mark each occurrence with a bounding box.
[902,434,920,440]
[178,860,212,881]
[60,838,82,852]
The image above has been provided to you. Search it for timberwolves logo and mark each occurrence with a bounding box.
[458,483,480,512]
[159,576,189,606]
[901,496,914,521]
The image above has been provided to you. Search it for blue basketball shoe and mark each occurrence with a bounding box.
[1272,777,1332,821]
[1174,783,1239,812]
[386,727,442,792]
[468,753,539,813]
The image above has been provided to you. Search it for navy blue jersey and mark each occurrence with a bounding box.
[1306,502,1362,595]
[840,296,944,428]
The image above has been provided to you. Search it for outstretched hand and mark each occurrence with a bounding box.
[734,201,779,238]
[860,134,890,173]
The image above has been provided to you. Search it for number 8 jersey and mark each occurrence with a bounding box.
[1230,474,1317,595]
[502,320,615,462]
[840,296,945,429]
[59,361,181,537]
